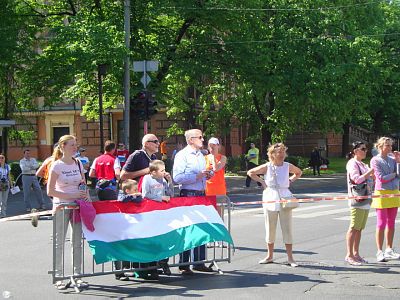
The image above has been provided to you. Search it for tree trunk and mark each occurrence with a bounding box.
[260,127,272,160]
[342,122,350,157]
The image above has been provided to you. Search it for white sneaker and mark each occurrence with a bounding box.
[376,250,386,262]
[384,248,400,260]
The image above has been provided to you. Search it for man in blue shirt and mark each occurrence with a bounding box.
[173,129,214,275]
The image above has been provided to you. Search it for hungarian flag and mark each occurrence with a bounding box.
[82,196,234,264]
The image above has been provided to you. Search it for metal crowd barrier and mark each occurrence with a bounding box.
[49,196,233,292]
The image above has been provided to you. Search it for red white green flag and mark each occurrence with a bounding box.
[82,196,233,264]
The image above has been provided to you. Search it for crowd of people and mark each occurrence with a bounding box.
[2,132,400,289]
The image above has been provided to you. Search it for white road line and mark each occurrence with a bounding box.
[232,208,263,215]
[294,208,349,218]
[334,211,377,221]
[294,204,335,212]
[232,204,336,215]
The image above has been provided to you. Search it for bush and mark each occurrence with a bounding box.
[9,162,22,185]
[285,156,308,170]
[226,155,247,173]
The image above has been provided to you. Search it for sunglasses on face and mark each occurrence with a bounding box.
[358,147,367,152]
[147,140,160,144]
[191,136,203,140]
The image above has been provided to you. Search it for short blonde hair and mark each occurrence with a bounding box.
[374,137,393,151]
[149,160,165,172]
[267,143,288,162]
[121,179,138,192]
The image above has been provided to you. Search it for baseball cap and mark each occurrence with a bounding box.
[208,137,219,145]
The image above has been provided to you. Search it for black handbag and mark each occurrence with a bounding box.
[349,163,371,207]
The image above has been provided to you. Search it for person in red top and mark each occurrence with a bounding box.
[89,140,121,200]
[205,137,227,219]
[116,143,129,168]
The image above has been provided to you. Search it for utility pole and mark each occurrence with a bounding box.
[123,0,130,149]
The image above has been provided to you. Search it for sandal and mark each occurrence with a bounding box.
[355,256,368,263]
[345,257,362,266]
[287,261,299,268]
[258,257,274,264]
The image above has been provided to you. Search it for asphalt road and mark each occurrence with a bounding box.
[1,174,400,299]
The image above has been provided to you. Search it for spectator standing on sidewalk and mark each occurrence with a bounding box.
[310,147,321,176]
[345,141,374,266]
[141,159,173,276]
[205,137,227,219]
[370,137,400,262]
[89,141,121,201]
[173,129,214,275]
[47,134,88,290]
[0,154,12,218]
[19,149,46,212]
[76,148,90,183]
[160,139,168,160]
[119,133,160,280]
[120,134,159,182]
[247,143,302,267]
[116,143,129,168]
[245,142,261,187]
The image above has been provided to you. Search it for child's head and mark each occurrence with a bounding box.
[149,160,166,179]
[122,179,138,195]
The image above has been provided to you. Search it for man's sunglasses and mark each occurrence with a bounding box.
[147,140,159,144]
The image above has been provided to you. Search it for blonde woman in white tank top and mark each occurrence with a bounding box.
[247,143,302,267]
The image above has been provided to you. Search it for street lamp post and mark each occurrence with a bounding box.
[98,64,108,153]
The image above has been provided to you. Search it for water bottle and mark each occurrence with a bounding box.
[78,182,87,191]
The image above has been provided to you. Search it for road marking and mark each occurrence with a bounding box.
[294,204,335,212]
[232,208,263,215]
[232,204,336,215]
[294,208,349,218]
[334,211,377,221]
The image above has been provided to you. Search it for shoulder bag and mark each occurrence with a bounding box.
[349,163,371,207]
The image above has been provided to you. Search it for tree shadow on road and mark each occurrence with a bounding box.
[75,270,327,298]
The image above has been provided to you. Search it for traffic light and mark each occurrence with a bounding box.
[130,91,147,120]
[130,90,158,120]
[146,92,158,118]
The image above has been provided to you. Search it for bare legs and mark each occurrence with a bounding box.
[346,228,361,259]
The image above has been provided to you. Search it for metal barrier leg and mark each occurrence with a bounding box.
[209,261,223,274]
[69,276,80,293]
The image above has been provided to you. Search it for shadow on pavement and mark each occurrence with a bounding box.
[71,270,327,298]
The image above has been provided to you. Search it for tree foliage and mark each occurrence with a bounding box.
[2,0,400,150]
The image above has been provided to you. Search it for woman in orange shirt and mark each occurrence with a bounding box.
[205,137,227,219]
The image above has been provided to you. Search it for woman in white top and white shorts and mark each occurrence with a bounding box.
[247,143,302,267]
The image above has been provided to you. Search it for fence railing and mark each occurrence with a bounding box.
[49,196,232,293]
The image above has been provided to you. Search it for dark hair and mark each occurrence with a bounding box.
[346,141,365,160]
[104,140,116,152]
[23,149,30,154]
[352,141,365,150]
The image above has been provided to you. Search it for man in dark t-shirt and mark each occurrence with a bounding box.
[119,133,161,280]
[120,134,159,181]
